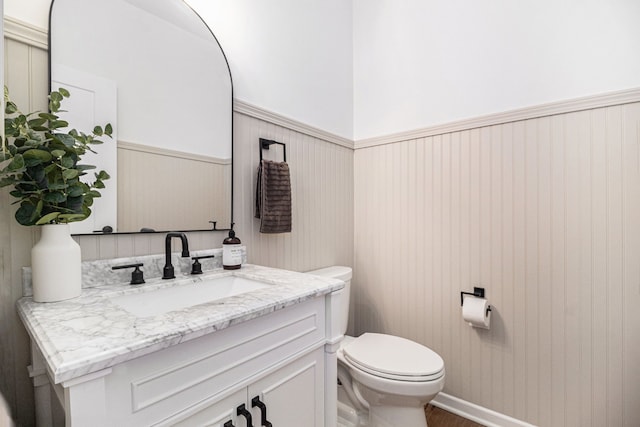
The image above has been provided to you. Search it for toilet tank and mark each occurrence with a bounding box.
[306,266,352,336]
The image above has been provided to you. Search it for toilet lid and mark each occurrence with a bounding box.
[343,333,444,381]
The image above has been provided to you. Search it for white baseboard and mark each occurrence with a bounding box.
[431,392,537,427]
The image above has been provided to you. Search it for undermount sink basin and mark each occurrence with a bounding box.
[111,276,269,317]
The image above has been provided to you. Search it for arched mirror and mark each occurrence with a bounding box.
[49,0,233,234]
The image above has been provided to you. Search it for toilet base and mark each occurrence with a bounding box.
[338,385,364,426]
[338,384,429,427]
[369,405,428,427]
[337,400,359,427]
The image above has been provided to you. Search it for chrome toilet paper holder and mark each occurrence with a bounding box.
[460,287,492,314]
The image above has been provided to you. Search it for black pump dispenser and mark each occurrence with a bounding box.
[223,226,242,270]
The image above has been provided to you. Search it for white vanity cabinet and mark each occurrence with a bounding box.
[29,295,336,427]
[246,348,325,426]
[161,348,324,427]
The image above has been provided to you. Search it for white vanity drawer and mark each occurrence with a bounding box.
[103,296,326,425]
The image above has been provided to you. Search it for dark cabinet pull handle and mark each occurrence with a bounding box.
[237,404,254,427]
[251,396,273,427]
[224,421,235,427]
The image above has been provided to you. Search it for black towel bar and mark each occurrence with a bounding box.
[259,138,286,162]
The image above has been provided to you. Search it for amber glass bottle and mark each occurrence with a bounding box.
[222,229,242,270]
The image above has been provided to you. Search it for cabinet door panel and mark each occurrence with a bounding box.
[157,389,244,427]
[248,348,325,427]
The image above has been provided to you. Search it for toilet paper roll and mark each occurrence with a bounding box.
[462,295,491,329]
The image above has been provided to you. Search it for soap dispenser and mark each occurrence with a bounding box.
[223,225,242,270]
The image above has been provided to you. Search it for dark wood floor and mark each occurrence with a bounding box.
[425,404,484,427]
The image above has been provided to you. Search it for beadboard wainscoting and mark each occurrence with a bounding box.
[2,27,49,426]
[353,102,640,427]
[1,20,354,426]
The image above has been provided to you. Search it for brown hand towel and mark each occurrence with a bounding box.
[255,159,292,233]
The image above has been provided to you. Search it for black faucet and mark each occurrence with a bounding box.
[163,232,190,279]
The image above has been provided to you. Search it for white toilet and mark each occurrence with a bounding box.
[308,266,445,427]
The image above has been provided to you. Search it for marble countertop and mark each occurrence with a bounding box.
[17,264,344,384]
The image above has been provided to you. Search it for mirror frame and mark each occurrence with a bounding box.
[48,0,234,235]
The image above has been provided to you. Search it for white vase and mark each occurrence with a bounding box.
[31,223,82,302]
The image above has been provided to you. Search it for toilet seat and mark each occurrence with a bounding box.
[343,333,444,382]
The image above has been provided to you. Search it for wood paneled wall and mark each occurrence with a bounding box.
[353,104,640,427]
[1,26,353,426]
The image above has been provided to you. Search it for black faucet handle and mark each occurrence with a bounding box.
[190,255,215,275]
[112,263,145,285]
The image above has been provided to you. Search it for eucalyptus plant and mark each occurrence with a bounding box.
[0,86,112,226]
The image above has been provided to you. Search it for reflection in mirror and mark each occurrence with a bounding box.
[49,0,233,234]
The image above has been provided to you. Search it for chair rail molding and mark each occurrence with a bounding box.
[3,16,48,49]
[234,99,354,150]
[355,87,640,149]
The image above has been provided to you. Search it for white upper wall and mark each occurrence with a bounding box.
[186,0,354,140]
[353,0,640,140]
[4,0,354,140]
[4,0,49,27]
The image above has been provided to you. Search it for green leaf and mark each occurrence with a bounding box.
[15,203,36,225]
[93,126,103,136]
[105,123,113,136]
[49,99,61,113]
[51,149,65,158]
[35,200,43,218]
[96,170,110,180]
[47,182,66,191]
[61,156,75,169]
[50,91,63,102]
[58,87,70,97]
[62,168,79,180]
[16,114,27,124]
[24,157,44,168]
[93,180,105,189]
[43,191,66,203]
[67,184,84,197]
[57,213,86,223]
[66,195,84,212]
[55,133,76,147]
[38,113,58,121]
[14,199,43,226]
[84,195,94,207]
[75,164,96,171]
[5,101,17,114]
[23,149,53,163]
[7,154,25,172]
[88,190,101,198]
[27,118,47,128]
[49,120,69,130]
[43,164,57,176]
[35,212,61,225]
